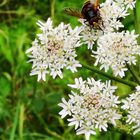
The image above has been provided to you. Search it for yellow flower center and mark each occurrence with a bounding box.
[83,94,100,110]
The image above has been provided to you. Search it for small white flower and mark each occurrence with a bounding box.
[115,0,136,10]
[136,86,140,91]
[122,87,140,134]
[58,98,73,118]
[26,18,82,81]
[59,77,121,140]
[92,31,140,77]
[77,124,96,140]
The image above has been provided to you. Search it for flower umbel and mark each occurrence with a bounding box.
[99,0,128,32]
[80,0,135,49]
[26,18,82,81]
[122,86,140,135]
[92,31,140,78]
[59,77,121,140]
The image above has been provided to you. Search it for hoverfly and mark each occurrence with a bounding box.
[64,0,101,28]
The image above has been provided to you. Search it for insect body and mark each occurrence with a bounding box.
[64,0,101,28]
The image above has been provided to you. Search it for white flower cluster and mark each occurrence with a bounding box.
[26,18,82,81]
[92,31,140,78]
[80,0,135,49]
[80,0,140,77]
[122,86,140,135]
[59,77,121,140]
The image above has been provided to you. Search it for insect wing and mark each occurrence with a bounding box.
[64,8,83,18]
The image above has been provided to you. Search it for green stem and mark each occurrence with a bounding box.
[10,101,20,140]
[19,103,25,140]
[134,0,140,72]
[134,0,140,41]
[81,63,138,87]
[23,132,48,138]
[0,0,7,7]
[134,5,138,34]
[51,0,55,21]
[127,64,140,85]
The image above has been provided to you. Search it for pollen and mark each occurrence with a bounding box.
[83,94,100,110]
[47,39,64,54]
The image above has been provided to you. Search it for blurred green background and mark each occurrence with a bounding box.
[0,0,140,140]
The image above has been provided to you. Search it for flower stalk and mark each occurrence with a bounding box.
[81,62,138,87]
[126,64,140,85]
